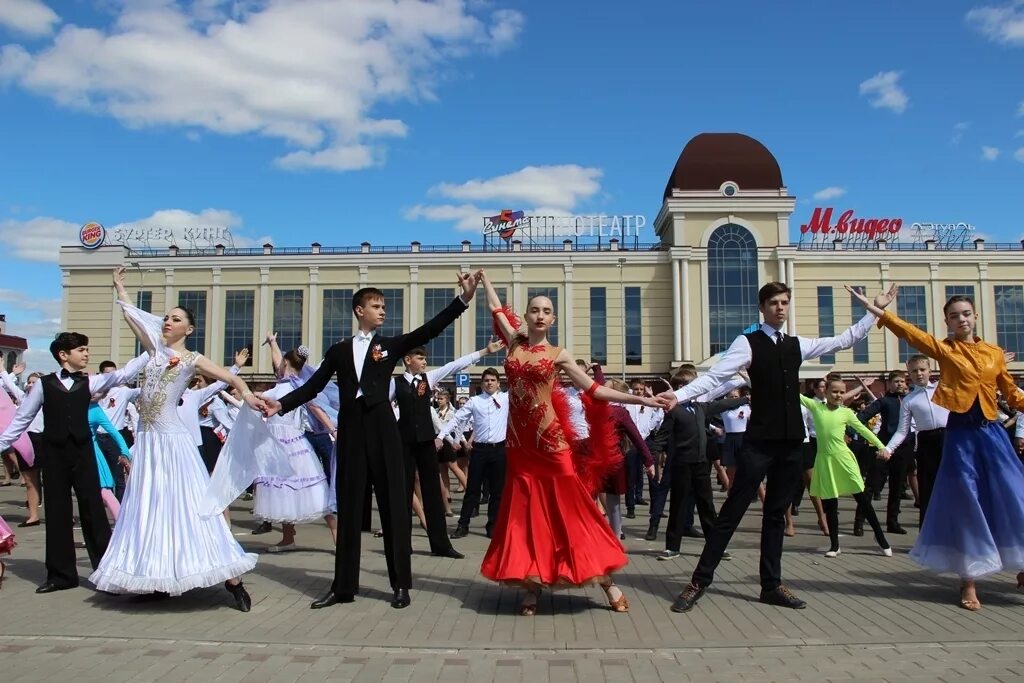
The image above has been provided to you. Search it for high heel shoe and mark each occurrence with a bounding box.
[519,589,539,616]
[604,586,629,613]
[225,580,252,612]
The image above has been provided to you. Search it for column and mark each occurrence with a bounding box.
[928,262,943,346]
[880,262,896,369]
[164,268,175,314]
[979,263,996,340]
[562,263,574,351]
[777,256,787,284]
[357,266,368,335]
[460,264,472,356]
[409,265,420,329]
[307,266,319,359]
[786,259,797,335]
[681,259,691,361]
[512,263,523,312]
[258,266,271,373]
[109,297,121,361]
[671,256,682,364]
[698,258,709,360]
[210,267,223,367]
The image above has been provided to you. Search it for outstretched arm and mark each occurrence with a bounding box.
[885,399,914,452]
[113,266,154,354]
[556,348,663,408]
[425,338,503,386]
[193,355,265,414]
[266,332,283,378]
[393,271,477,357]
[0,381,43,451]
[479,270,518,344]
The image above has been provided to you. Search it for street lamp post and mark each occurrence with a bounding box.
[618,257,626,381]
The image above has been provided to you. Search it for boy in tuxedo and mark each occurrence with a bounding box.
[263,272,479,610]
[0,333,148,592]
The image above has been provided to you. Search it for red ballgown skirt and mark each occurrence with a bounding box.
[481,440,627,587]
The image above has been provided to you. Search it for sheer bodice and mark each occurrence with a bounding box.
[504,342,571,454]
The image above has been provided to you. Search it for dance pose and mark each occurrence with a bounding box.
[0,333,149,593]
[850,286,1024,611]
[799,379,891,558]
[476,271,665,615]
[262,272,477,610]
[90,267,267,610]
[662,281,893,613]
[857,370,914,534]
[0,365,42,525]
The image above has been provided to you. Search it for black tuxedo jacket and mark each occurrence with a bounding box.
[279,295,469,418]
[651,396,748,465]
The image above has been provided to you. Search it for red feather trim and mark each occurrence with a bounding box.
[492,306,521,347]
[550,385,623,495]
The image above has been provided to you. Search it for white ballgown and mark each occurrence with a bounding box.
[90,302,258,595]
[252,383,331,523]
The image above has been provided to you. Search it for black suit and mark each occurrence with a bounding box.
[39,374,112,587]
[278,296,468,596]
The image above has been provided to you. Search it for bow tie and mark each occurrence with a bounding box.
[60,369,85,380]
[355,333,373,343]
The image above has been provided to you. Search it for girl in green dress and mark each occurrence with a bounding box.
[800,377,892,558]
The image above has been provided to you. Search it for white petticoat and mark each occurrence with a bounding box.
[252,425,331,524]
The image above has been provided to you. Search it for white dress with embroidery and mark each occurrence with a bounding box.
[251,382,331,524]
[89,302,258,595]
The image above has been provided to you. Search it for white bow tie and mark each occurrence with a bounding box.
[355,333,373,343]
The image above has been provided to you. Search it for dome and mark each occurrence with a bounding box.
[664,133,783,198]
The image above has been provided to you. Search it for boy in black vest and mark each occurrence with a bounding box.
[263,272,478,610]
[661,282,895,612]
[0,333,148,593]
[392,339,503,558]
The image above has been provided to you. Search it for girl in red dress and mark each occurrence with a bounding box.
[477,271,666,615]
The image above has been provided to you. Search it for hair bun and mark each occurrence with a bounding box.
[297,345,310,359]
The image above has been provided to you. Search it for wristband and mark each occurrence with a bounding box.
[585,381,599,398]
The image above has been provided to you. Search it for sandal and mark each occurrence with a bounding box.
[518,590,539,616]
[959,585,981,611]
[605,586,629,613]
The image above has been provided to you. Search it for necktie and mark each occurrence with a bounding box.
[492,397,501,409]
[60,369,84,380]
[774,331,784,345]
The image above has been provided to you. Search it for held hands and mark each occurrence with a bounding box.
[655,390,678,412]
[877,448,892,461]
[846,283,899,317]
[251,393,276,415]
[118,455,132,475]
[457,270,482,301]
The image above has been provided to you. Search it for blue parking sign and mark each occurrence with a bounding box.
[455,373,470,388]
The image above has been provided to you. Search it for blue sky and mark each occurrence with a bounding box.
[1,0,1023,369]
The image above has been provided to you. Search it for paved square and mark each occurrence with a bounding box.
[2,484,1023,681]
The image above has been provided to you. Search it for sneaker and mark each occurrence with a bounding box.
[722,550,733,561]
[759,586,806,609]
[670,583,706,612]
[267,543,296,553]
[656,550,681,561]
[824,549,841,558]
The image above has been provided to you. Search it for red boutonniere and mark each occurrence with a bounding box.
[370,344,387,362]
[108,398,116,408]
[168,356,181,368]
[416,381,427,397]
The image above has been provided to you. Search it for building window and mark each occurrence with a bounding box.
[995,285,1024,355]
[896,286,928,362]
[625,286,642,365]
[273,290,304,354]
[5,352,14,373]
[590,287,607,364]
[476,286,507,365]
[135,291,152,357]
[708,224,759,356]
[945,285,976,305]
[424,288,455,365]
[378,289,404,337]
[224,291,255,366]
[817,286,835,364]
[177,291,207,355]
[322,289,353,352]
[527,287,559,346]
[850,285,869,363]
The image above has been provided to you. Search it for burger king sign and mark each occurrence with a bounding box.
[79,222,106,249]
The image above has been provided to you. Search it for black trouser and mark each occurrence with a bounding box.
[94,433,128,501]
[305,432,335,485]
[822,494,888,551]
[404,440,454,554]
[40,439,112,587]
[885,441,915,526]
[692,438,804,591]
[915,428,945,526]
[665,461,717,552]
[648,464,671,529]
[791,437,817,509]
[27,432,46,505]
[199,426,223,475]
[456,442,506,534]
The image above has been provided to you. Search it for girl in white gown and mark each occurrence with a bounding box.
[90,267,268,611]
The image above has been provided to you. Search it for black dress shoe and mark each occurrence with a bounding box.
[36,583,76,594]
[391,588,411,609]
[251,521,273,535]
[759,586,806,609]
[852,524,864,537]
[635,498,649,506]
[625,510,636,519]
[434,548,465,559]
[18,520,40,527]
[887,524,907,534]
[682,526,703,538]
[670,583,706,613]
[644,524,658,542]
[310,591,355,609]
[225,581,251,612]
[450,526,469,539]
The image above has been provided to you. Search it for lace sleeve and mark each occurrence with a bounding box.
[492,306,522,347]
[118,300,167,357]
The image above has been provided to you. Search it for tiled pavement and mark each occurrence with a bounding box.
[2,484,1024,682]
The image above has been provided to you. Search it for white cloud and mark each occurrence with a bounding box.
[812,186,846,201]
[431,165,603,210]
[981,145,1001,160]
[0,0,60,37]
[0,290,62,374]
[20,347,58,375]
[1018,101,1024,116]
[1015,147,1024,162]
[0,289,60,320]
[858,71,909,114]
[0,1,524,172]
[0,208,271,261]
[1016,128,1024,136]
[404,203,487,231]
[966,1,1024,45]
[951,121,971,144]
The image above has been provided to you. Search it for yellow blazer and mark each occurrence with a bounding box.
[877,310,1024,420]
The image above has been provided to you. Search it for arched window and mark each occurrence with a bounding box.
[708,224,759,356]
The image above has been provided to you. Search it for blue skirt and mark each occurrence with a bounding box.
[909,403,1024,578]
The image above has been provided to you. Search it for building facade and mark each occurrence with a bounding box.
[59,133,1024,380]
[0,315,28,373]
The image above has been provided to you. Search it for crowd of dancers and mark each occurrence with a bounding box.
[1,267,1023,617]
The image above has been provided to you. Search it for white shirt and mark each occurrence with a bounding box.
[1016,416,1024,440]
[97,385,141,433]
[352,331,375,398]
[721,405,750,434]
[887,382,950,451]
[0,370,43,433]
[626,404,664,440]
[0,353,151,451]
[177,365,240,447]
[388,350,483,404]
[673,314,877,404]
[437,390,509,445]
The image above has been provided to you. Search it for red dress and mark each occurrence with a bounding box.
[480,340,627,588]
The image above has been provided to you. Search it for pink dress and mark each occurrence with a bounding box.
[0,515,14,555]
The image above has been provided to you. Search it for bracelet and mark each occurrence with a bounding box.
[585,381,599,398]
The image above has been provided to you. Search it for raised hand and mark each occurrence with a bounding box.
[1006,351,1016,364]
[873,283,899,310]
[485,337,505,354]
[113,266,127,291]
[457,271,479,301]
[11,362,25,376]
[265,331,277,345]
[234,347,250,367]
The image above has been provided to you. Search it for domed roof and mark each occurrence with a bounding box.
[664,133,783,198]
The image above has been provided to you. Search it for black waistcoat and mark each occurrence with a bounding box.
[745,331,805,441]
[394,374,435,444]
[41,373,92,446]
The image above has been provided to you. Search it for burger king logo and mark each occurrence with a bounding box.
[79,222,106,249]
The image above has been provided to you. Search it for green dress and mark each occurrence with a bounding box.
[800,395,884,500]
